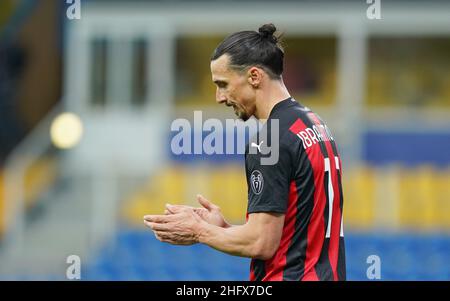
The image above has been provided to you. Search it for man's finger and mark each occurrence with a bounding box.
[156,230,176,239]
[166,203,192,214]
[143,220,171,231]
[154,232,164,241]
[143,214,173,223]
[154,231,169,240]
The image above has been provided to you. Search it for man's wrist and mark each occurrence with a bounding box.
[196,219,211,244]
[222,220,232,228]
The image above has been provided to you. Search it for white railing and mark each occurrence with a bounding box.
[2,103,63,257]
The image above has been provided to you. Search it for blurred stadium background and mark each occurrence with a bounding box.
[1,0,450,280]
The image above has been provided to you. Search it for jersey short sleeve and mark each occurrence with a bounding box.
[245,140,292,214]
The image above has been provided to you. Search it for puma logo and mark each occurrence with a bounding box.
[251,141,264,153]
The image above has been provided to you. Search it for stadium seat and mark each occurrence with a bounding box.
[81,228,450,281]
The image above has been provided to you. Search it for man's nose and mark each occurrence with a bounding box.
[216,89,227,104]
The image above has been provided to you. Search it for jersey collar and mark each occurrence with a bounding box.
[268,97,294,120]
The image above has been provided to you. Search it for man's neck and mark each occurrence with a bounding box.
[254,80,291,121]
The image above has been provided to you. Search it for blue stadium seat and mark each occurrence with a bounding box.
[81,228,450,281]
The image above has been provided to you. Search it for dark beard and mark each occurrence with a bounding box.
[236,110,249,121]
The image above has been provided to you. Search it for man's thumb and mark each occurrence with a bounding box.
[197,194,213,211]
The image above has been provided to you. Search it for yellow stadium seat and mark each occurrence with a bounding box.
[398,166,445,230]
[209,165,247,223]
[0,157,57,239]
[121,164,450,230]
[122,165,189,223]
[23,157,57,209]
[434,168,450,228]
[342,166,376,229]
[122,164,248,225]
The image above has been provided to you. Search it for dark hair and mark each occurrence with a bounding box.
[211,23,284,79]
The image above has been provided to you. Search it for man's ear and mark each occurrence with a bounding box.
[247,67,263,88]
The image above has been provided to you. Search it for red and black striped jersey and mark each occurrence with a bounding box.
[245,97,346,281]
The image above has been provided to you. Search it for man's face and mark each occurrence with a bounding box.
[210,54,256,121]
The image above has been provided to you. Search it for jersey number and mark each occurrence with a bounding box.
[324,157,343,238]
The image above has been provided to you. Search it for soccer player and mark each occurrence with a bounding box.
[144,23,346,281]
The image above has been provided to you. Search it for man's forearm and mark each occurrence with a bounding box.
[197,221,261,259]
